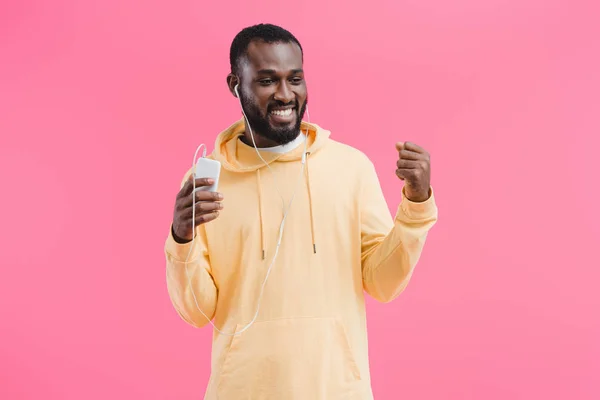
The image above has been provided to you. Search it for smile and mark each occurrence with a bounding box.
[270,108,294,117]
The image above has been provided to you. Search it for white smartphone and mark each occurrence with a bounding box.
[193,157,221,193]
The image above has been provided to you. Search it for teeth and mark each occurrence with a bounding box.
[271,109,293,117]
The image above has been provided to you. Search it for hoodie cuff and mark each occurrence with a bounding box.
[165,225,200,262]
[397,186,437,221]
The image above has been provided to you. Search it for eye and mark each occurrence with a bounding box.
[290,77,303,84]
[259,79,274,85]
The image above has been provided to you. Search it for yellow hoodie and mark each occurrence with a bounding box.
[165,119,438,399]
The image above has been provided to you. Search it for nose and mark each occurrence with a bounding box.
[274,82,294,104]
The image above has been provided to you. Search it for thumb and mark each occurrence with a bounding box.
[395,142,404,152]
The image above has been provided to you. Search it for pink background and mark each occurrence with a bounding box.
[1,1,599,399]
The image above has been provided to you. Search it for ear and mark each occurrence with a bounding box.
[227,74,239,98]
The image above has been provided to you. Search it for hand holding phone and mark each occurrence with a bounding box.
[172,173,224,243]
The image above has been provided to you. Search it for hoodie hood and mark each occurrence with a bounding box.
[211,118,330,172]
[207,118,329,259]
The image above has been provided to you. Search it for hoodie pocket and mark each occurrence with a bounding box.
[217,317,362,399]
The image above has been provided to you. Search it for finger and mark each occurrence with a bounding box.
[404,141,426,154]
[399,149,427,161]
[181,201,224,217]
[177,177,215,199]
[193,177,215,187]
[194,201,223,213]
[180,190,223,209]
[396,159,421,169]
[194,211,220,225]
[395,169,406,180]
[395,142,404,152]
[396,168,420,181]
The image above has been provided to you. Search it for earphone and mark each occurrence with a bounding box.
[182,81,310,336]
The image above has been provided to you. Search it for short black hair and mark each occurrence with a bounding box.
[229,23,303,75]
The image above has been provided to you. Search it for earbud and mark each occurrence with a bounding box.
[234,83,239,98]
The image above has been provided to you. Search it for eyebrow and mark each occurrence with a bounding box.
[257,68,304,75]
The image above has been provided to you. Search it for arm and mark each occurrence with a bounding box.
[360,160,438,303]
[165,224,217,328]
[164,171,221,328]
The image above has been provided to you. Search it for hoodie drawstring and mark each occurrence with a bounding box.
[255,150,317,260]
[256,168,266,260]
[304,152,317,254]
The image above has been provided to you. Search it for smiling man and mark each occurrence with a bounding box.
[165,23,438,399]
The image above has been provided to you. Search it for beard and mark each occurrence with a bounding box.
[239,91,307,146]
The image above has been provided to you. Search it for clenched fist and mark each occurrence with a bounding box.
[395,142,431,203]
[172,175,224,243]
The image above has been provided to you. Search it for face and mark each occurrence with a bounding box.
[229,41,308,147]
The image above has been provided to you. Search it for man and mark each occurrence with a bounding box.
[165,23,438,399]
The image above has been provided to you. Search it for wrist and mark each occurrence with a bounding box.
[404,187,431,203]
[171,225,192,244]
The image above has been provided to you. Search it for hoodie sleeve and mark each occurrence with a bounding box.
[360,159,438,303]
[164,174,218,328]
